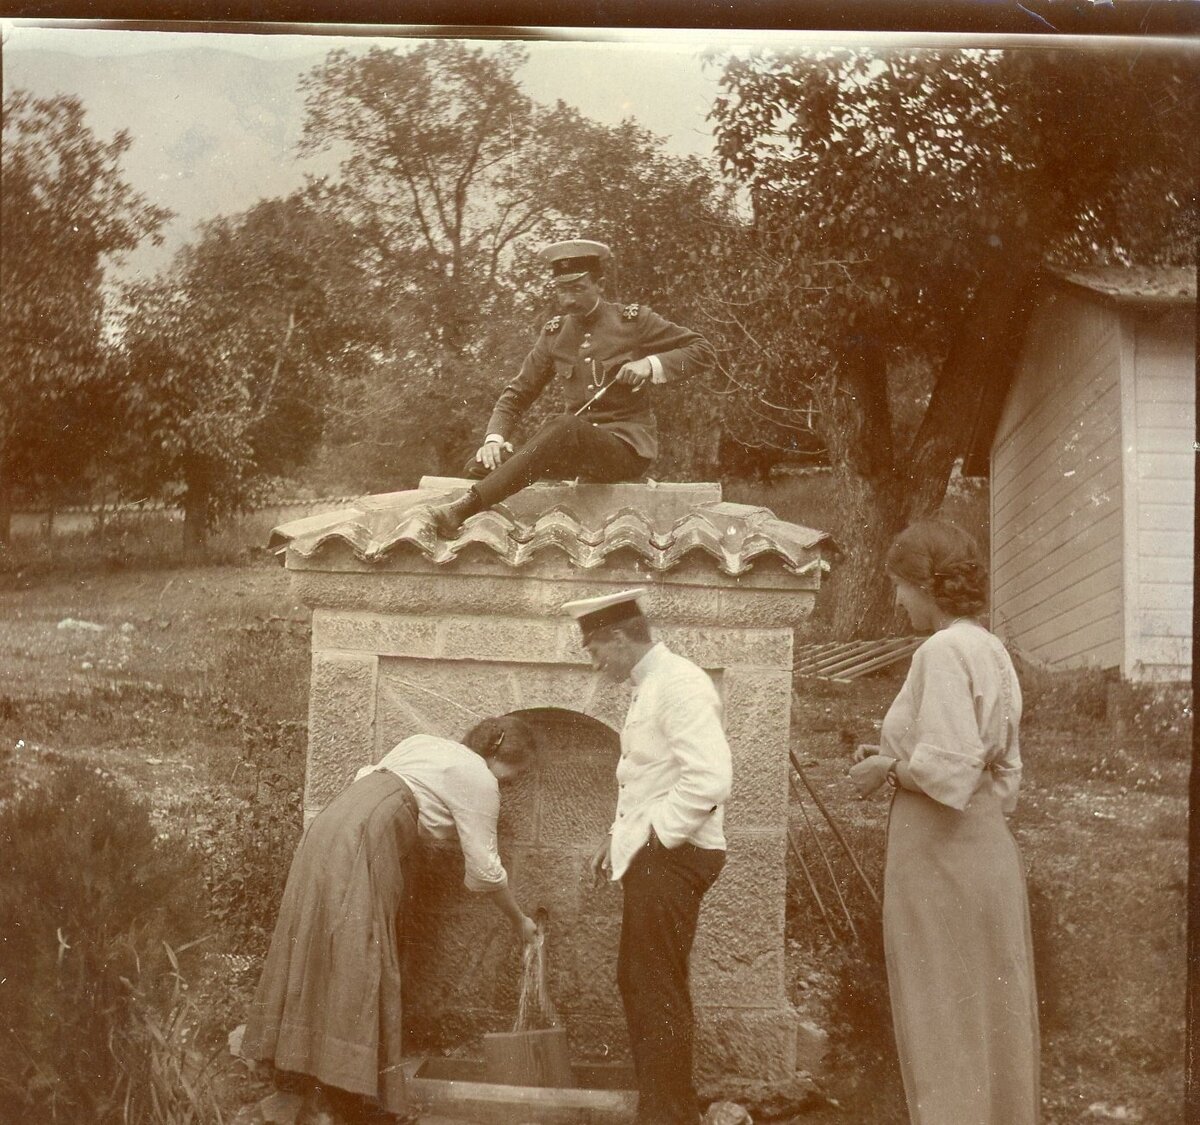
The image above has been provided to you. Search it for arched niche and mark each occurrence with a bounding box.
[402,707,629,1061]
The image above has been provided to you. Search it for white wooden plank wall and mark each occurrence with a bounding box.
[990,293,1124,669]
[1129,308,1195,681]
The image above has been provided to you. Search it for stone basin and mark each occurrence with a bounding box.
[407,1056,636,1124]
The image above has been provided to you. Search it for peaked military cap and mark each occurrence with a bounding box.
[539,239,612,282]
[562,587,647,641]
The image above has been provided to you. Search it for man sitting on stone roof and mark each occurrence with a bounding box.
[426,238,716,538]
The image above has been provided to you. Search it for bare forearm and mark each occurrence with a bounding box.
[486,883,524,927]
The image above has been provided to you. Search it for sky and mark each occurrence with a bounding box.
[3,24,735,155]
[5,20,1193,280]
[1,23,746,275]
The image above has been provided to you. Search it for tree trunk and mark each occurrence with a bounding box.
[182,473,210,554]
[825,471,908,638]
[824,250,1042,638]
[0,466,11,547]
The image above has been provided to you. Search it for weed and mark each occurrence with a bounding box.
[202,621,308,954]
[113,941,229,1125]
[0,511,274,580]
[0,758,209,1123]
[1016,661,1113,728]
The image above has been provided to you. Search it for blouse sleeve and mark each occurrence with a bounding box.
[905,639,990,811]
[443,762,509,893]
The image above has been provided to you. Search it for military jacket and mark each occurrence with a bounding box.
[484,299,716,462]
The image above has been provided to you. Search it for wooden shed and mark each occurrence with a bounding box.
[964,266,1196,682]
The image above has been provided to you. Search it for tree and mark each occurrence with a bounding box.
[115,194,375,548]
[709,43,1198,633]
[296,42,736,482]
[0,90,170,543]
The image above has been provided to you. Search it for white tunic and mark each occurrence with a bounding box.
[609,643,732,881]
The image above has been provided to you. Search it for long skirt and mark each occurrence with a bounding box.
[884,785,1040,1125]
[241,771,418,1114]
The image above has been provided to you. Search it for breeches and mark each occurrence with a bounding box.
[462,413,650,506]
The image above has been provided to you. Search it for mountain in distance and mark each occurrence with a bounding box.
[4,46,338,280]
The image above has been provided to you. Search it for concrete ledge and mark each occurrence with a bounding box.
[289,568,822,618]
[405,1057,636,1124]
[695,1007,799,1084]
[305,651,377,809]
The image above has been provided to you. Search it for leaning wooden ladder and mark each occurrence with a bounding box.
[787,744,881,943]
[793,635,924,683]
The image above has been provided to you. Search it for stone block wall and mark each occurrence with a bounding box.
[300,577,808,1081]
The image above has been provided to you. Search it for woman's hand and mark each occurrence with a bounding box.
[852,743,881,764]
[849,754,897,798]
[516,913,538,946]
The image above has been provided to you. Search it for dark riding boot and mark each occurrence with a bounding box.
[426,486,484,538]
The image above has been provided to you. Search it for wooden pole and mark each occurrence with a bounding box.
[792,776,860,940]
[791,747,881,907]
[787,827,840,942]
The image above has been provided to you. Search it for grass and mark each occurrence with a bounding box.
[0,502,1188,1123]
[788,666,1187,1125]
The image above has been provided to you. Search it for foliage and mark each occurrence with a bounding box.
[113,942,227,1125]
[297,42,737,482]
[1016,664,1190,795]
[113,194,370,546]
[0,89,170,542]
[708,43,1198,633]
[203,622,307,954]
[0,758,207,1123]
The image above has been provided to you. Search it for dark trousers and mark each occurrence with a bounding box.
[462,413,650,507]
[618,836,725,1125]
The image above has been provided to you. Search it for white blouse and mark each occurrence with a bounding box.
[881,620,1024,813]
[356,734,507,892]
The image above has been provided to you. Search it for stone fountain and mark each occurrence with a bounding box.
[270,477,831,1102]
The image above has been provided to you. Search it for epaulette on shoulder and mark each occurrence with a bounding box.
[543,316,563,335]
[621,303,640,321]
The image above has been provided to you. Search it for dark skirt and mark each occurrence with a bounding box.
[242,771,419,1114]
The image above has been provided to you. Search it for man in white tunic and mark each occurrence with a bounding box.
[564,588,732,1125]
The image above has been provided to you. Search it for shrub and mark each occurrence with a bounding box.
[204,620,308,953]
[0,759,208,1123]
[1015,660,1113,728]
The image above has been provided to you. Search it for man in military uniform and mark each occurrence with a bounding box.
[427,239,715,537]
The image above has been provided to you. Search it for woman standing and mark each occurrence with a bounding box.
[850,521,1039,1125]
[242,715,539,1123]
